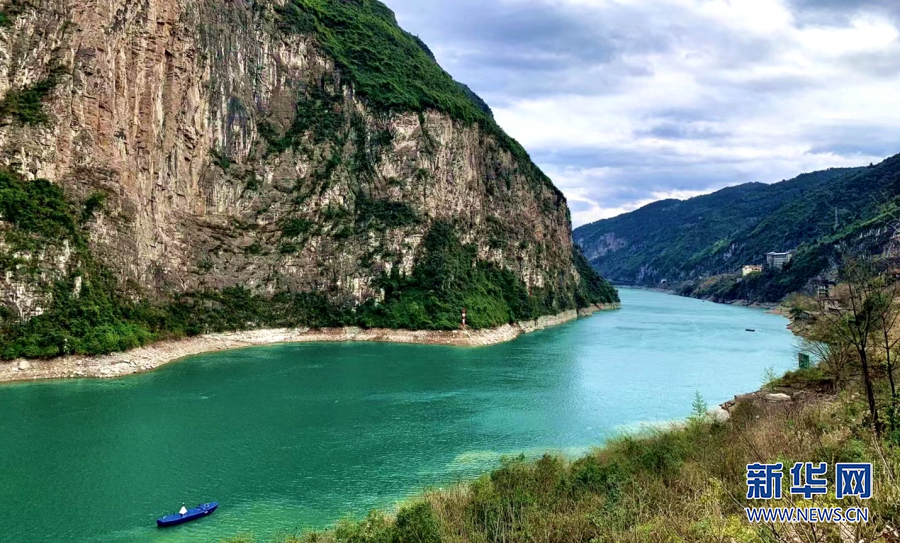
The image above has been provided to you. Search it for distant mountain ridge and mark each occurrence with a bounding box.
[574,153,900,302]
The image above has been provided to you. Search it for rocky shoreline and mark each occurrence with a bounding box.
[712,303,819,419]
[0,304,620,384]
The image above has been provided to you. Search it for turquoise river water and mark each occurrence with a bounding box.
[0,289,799,542]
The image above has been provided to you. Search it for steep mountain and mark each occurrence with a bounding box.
[575,153,900,302]
[0,0,616,359]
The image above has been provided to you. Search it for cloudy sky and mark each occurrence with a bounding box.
[386,0,900,227]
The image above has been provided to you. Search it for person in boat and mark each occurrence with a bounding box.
[180,504,188,515]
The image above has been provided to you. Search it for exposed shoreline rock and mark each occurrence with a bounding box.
[719,388,828,418]
[0,306,619,384]
[578,302,621,317]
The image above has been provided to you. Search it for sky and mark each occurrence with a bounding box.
[386,0,900,227]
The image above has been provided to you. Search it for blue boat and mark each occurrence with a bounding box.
[156,502,219,527]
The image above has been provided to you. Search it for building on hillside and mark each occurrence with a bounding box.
[766,251,794,271]
[742,265,763,277]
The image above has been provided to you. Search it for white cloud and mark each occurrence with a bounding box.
[798,15,898,53]
[388,0,900,227]
[569,187,717,226]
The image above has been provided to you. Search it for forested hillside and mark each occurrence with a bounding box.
[575,153,900,302]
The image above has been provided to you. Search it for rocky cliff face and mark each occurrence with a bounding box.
[0,0,616,357]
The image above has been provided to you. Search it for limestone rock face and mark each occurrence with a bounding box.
[0,0,587,318]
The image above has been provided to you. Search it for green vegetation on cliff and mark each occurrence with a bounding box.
[0,67,62,125]
[0,170,154,358]
[148,219,616,336]
[575,152,900,302]
[0,0,29,29]
[279,0,484,122]
[0,170,616,359]
[573,245,619,308]
[356,221,604,330]
[277,0,560,197]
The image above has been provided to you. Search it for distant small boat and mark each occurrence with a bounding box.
[746,329,756,332]
[157,502,218,527]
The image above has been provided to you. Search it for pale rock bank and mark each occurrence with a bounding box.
[0,307,618,384]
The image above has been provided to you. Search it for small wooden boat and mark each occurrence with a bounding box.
[157,502,219,527]
[745,329,756,332]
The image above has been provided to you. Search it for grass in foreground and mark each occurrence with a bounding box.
[223,379,900,543]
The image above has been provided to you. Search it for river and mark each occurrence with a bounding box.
[0,289,798,542]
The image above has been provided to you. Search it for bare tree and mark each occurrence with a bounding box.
[873,279,900,431]
[800,322,854,391]
[817,254,890,437]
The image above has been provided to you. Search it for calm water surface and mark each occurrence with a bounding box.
[0,289,798,542]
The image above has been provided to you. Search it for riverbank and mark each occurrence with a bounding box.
[226,369,898,543]
[620,284,787,312]
[0,303,620,383]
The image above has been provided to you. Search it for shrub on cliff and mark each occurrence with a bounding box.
[0,67,64,126]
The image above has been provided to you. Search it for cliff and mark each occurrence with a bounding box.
[0,0,617,358]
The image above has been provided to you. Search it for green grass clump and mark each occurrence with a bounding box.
[259,84,345,154]
[282,218,313,238]
[0,175,77,246]
[355,196,420,232]
[768,366,833,390]
[0,1,31,29]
